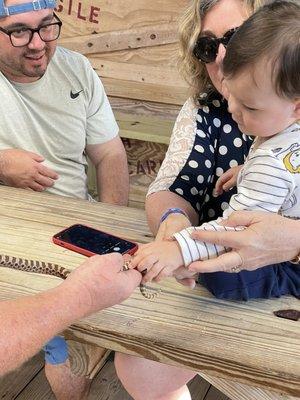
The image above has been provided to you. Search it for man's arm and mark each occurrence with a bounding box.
[86,137,129,206]
[0,254,141,375]
[0,286,75,375]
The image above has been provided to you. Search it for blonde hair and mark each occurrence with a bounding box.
[178,0,266,101]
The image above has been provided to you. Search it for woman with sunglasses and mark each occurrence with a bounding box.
[114,1,267,400]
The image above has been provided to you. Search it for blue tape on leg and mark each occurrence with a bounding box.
[43,336,68,365]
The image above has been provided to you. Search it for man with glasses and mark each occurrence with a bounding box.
[0,0,129,398]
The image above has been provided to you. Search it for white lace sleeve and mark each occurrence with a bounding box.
[147,98,198,195]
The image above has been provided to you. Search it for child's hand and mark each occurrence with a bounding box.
[156,213,191,241]
[173,266,198,289]
[214,165,243,196]
[131,240,184,283]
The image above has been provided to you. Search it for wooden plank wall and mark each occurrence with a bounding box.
[57,0,189,113]
[57,0,190,207]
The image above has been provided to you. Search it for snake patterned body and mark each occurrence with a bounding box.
[0,254,160,299]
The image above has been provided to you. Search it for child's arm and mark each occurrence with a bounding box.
[131,222,242,282]
[131,240,184,282]
[173,220,243,266]
[133,150,295,281]
[174,149,295,267]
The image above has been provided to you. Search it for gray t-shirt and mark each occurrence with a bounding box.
[0,46,119,199]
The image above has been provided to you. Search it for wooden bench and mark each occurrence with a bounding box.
[115,112,174,145]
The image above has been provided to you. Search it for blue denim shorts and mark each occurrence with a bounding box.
[43,336,68,365]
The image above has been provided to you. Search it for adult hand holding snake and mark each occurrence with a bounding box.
[61,253,142,315]
[0,253,141,375]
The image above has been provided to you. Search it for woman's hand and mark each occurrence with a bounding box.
[214,165,243,196]
[187,211,300,273]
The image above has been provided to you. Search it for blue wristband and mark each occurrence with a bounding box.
[160,208,188,224]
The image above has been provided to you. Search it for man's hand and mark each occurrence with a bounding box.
[62,253,142,317]
[0,149,58,191]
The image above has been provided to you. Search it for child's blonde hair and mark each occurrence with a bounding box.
[178,0,267,101]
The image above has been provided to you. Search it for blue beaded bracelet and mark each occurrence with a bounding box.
[160,207,188,224]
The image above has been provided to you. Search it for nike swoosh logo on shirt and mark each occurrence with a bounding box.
[70,90,83,99]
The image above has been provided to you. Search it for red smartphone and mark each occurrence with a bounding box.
[53,224,138,257]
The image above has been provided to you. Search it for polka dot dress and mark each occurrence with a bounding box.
[169,94,252,224]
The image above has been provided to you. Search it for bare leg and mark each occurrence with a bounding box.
[115,352,197,400]
[45,360,91,400]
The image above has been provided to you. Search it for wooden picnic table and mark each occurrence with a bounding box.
[0,186,299,398]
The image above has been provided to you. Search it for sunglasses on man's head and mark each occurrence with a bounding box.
[193,27,239,63]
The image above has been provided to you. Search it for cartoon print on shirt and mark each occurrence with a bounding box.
[284,147,300,173]
[273,143,300,174]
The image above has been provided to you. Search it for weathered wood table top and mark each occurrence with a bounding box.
[0,186,299,396]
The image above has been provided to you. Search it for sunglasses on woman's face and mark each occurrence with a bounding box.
[193,27,239,63]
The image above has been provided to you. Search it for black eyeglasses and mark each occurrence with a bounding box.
[193,27,239,63]
[0,13,62,47]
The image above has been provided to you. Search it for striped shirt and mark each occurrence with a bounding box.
[174,122,300,266]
